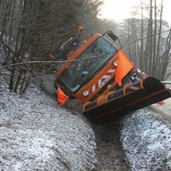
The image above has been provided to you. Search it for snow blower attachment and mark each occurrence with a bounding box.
[55,29,171,124]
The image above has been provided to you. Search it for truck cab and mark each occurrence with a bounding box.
[55,30,171,124]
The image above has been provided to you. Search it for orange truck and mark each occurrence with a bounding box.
[55,28,171,124]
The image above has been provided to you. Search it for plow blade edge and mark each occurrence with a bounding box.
[83,77,171,124]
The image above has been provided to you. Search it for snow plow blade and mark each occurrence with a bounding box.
[83,77,171,124]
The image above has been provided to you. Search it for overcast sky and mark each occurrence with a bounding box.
[100,0,171,25]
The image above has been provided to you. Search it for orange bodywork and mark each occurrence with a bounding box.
[55,31,171,124]
[56,33,137,103]
[57,33,120,102]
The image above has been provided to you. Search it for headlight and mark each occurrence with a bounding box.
[83,90,89,96]
[114,60,118,66]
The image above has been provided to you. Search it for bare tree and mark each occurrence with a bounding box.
[0,0,103,93]
[119,0,171,81]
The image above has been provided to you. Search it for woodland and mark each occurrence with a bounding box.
[0,0,171,93]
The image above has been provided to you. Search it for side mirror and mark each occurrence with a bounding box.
[107,31,118,42]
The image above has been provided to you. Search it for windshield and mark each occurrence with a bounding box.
[60,37,118,92]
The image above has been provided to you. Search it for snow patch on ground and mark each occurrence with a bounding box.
[121,108,171,170]
[0,77,97,171]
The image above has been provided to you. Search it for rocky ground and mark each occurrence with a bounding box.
[1,73,171,171]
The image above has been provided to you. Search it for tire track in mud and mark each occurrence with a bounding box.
[91,120,129,171]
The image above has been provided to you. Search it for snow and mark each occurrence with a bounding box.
[121,108,171,170]
[1,73,171,170]
[0,76,97,171]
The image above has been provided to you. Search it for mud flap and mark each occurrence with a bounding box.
[83,77,171,124]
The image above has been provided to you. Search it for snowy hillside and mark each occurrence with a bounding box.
[0,77,97,171]
[1,74,171,170]
[121,108,171,170]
